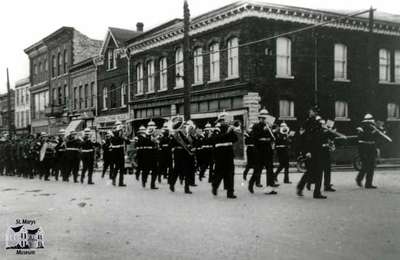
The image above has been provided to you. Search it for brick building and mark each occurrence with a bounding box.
[0,90,15,134]
[123,1,400,157]
[95,26,143,131]
[14,77,31,135]
[24,27,102,135]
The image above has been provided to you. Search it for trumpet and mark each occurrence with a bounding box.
[322,125,347,139]
[370,124,392,142]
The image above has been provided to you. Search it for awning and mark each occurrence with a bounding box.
[65,120,84,134]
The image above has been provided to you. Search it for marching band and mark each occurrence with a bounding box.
[0,107,392,200]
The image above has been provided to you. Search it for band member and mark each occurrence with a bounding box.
[80,128,95,185]
[54,129,66,181]
[134,126,146,181]
[198,123,212,182]
[65,131,81,183]
[248,109,278,194]
[158,123,173,182]
[296,107,327,199]
[242,124,256,181]
[356,114,391,189]
[185,120,198,187]
[169,116,193,194]
[110,121,130,187]
[211,112,239,199]
[142,121,159,189]
[319,119,336,192]
[274,122,292,184]
[101,131,113,179]
[40,133,57,181]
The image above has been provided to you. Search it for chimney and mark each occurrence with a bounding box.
[136,22,144,32]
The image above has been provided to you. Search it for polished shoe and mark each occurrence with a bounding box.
[284,181,292,184]
[119,184,127,187]
[185,189,192,194]
[265,191,278,195]
[313,194,327,199]
[255,184,263,188]
[355,178,362,187]
[296,189,304,197]
[190,184,198,187]
[248,184,254,194]
[212,187,218,196]
[365,185,377,189]
[270,183,280,188]
[169,185,175,192]
[88,182,95,185]
[324,186,336,192]
[151,186,159,190]
[227,194,237,199]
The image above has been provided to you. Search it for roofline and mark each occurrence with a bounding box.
[24,26,74,54]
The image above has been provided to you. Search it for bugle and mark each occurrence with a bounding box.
[371,124,392,142]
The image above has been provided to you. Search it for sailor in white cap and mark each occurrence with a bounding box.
[158,122,173,183]
[101,130,114,179]
[80,128,95,184]
[355,113,390,189]
[64,130,81,183]
[274,122,292,184]
[110,122,130,187]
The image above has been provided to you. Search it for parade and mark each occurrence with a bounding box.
[0,107,392,200]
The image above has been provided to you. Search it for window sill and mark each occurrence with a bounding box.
[192,82,204,87]
[387,118,400,122]
[207,79,221,84]
[275,75,295,79]
[335,117,351,121]
[224,76,240,81]
[135,93,144,97]
[158,88,167,92]
[279,117,297,121]
[120,105,127,108]
[334,78,350,82]
[174,86,184,89]
[146,91,155,94]
[379,81,400,85]
[106,67,118,72]
[101,108,108,111]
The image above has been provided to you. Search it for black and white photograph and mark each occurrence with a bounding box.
[0,0,399,259]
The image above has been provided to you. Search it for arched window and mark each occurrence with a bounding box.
[276,37,292,77]
[175,48,184,88]
[136,63,144,94]
[159,57,168,91]
[57,52,62,75]
[193,47,203,84]
[209,42,220,81]
[227,37,239,77]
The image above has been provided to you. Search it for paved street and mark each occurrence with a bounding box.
[1,168,399,260]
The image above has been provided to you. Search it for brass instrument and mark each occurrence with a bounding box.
[228,120,242,134]
[172,129,194,156]
[264,123,276,141]
[370,124,392,142]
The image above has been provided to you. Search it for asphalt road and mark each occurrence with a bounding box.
[1,169,399,260]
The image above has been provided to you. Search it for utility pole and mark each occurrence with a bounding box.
[183,0,191,120]
[6,68,13,136]
[367,6,375,115]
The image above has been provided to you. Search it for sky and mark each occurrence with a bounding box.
[0,0,399,94]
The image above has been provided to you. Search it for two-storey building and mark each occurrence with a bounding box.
[124,1,400,157]
[0,91,15,134]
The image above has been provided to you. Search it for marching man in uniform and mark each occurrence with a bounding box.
[248,108,279,194]
[211,112,239,199]
[274,122,292,184]
[80,128,96,185]
[356,114,392,189]
[110,121,130,187]
[65,131,81,183]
